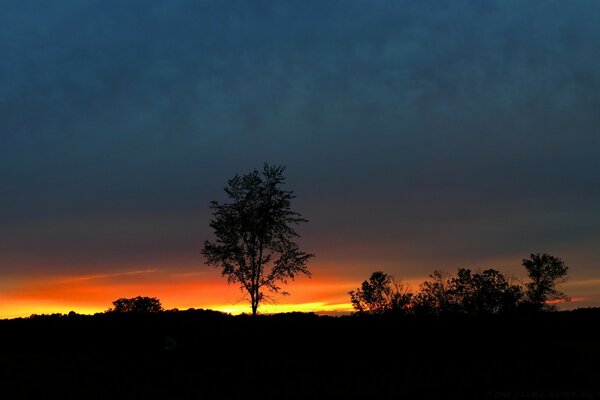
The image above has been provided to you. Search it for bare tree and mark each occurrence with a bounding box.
[202,164,313,316]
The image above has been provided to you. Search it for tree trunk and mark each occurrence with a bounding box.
[251,292,258,316]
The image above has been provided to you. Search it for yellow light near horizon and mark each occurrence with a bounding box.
[0,300,353,319]
[0,302,106,319]
[0,268,358,319]
[212,302,354,315]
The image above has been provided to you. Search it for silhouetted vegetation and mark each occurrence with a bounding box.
[523,253,570,311]
[448,268,522,314]
[412,268,523,315]
[202,164,313,316]
[349,271,412,314]
[412,270,454,315]
[107,296,164,313]
[352,253,569,316]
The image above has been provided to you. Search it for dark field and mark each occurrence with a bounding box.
[1,309,599,399]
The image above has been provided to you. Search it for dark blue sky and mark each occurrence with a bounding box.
[1,1,599,309]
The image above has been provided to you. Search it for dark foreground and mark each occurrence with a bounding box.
[1,309,599,400]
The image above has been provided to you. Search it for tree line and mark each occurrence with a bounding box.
[200,163,573,316]
[102,251,570,316]
[349,253,570,315]
[97,165,571,317]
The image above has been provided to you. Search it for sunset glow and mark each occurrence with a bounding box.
[2,0,600,320]
[1,265,594,318]
[3,2,600,398]
[0,267,359,318]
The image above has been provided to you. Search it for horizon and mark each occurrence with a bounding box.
[0,262,588,319]
[2,0,600,318]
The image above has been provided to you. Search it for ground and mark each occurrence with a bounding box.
[1,309,599,399]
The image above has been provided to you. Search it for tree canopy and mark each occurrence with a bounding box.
[349,271,412,314]
[108,296,164,313]
[523,253,570,311]
[412,270,453,315]
[448,268,522,315]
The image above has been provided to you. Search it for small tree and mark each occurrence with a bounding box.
[202,164,313,316]
[449,268,522,315]
[522,253,570,311]
[349,271,412,314]
[109,296,163,313]
[412,270,453,315]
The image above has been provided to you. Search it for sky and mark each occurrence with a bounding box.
[1,0,600,318]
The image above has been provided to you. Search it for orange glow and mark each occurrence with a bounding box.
[0,267,357,319]
[1,266,597,319]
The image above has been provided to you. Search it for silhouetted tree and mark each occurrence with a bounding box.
[522,253,570,311]
[412,270,453,315]
[202,164,313,316]
[449,268,522,314]
[108,296,163,313]
[349,271,412,314]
